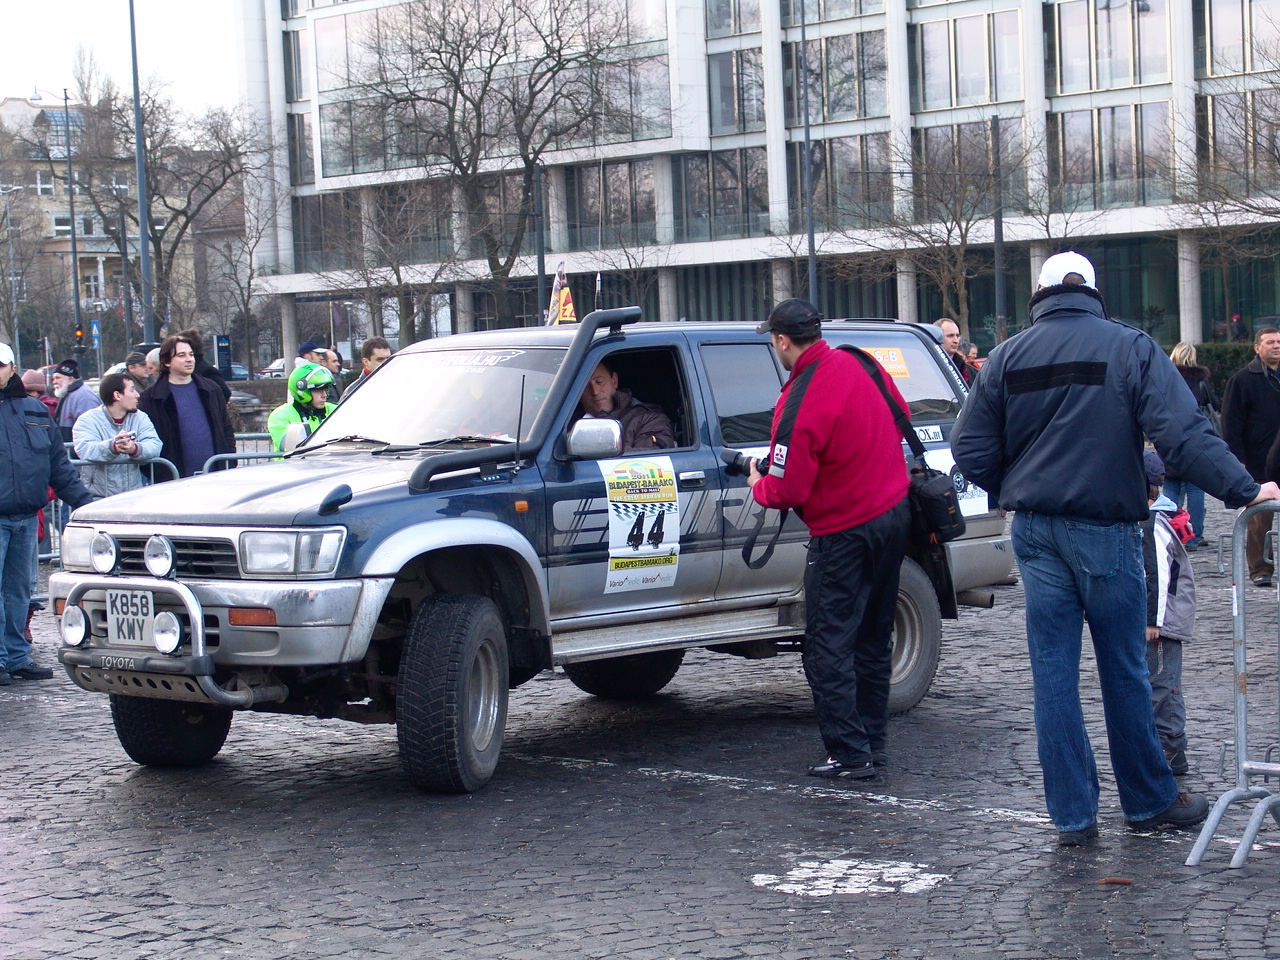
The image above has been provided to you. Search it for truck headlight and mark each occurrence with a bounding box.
[61,604,87,646]
[239,528,344,576]
[153,611,182,654]
[144,535,176,578]
[90,533,119,574]
[61,525,95,572]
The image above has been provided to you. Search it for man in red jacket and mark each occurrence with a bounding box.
[748,299,911,780]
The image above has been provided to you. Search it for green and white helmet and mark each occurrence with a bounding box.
[288,362,334,404]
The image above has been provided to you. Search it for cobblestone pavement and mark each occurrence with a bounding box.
[5,506,1280,960]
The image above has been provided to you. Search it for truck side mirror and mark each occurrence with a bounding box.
[566,418,622,460]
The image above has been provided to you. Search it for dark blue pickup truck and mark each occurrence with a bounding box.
[51,308,1010,792]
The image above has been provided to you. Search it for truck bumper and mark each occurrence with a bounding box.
[50,572,395,706]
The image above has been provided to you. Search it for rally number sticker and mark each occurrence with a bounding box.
[598,456,681,594]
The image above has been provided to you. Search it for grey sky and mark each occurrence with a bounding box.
[1,1,240,111]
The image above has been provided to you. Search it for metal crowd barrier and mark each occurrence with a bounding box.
[1187,501,1280,867]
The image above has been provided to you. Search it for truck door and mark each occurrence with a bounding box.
[543,343,725,624]
[697,340,812,600]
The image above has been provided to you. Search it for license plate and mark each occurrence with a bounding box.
[106,589,155,647]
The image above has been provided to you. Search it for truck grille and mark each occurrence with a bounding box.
[116,537,240,579]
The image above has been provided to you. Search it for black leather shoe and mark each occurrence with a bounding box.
[807,757,878,780]
[1166,748,1189,776]
[0,671,10,686]
[11,664,53,681]
[1253,575,1273,588]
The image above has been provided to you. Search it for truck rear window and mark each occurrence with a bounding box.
[825,329,962,422]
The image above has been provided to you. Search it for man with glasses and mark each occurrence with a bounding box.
[1222,327,1280,586]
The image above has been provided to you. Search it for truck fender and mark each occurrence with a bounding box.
[361,519,550,635]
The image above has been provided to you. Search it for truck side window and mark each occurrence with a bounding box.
[593,347,691,448]
[701,344,785,445]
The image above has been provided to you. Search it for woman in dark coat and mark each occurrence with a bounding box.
[1168,341,1220,549]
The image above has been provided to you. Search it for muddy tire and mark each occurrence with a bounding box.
[110,695,233,767]
[562,649,685,699]
[397,594,508,793]
[888,557,943,715]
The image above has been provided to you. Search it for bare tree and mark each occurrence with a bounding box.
[23,65,249,335]
[824,119,1028,336]
[347,0,643,327]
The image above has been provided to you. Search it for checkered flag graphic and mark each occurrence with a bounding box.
[609,500,679,523]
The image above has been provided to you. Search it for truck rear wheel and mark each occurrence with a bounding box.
[562,649,685,699]
[397,594,508,794]
[888,557,943,715]
[109,695,233,767]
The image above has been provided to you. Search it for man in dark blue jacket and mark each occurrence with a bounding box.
[0,342,92,683]
[951,252,1279,846]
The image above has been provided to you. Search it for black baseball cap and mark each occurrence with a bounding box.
[756,298,822,336]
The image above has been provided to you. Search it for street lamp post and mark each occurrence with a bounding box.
[0,184,24,364]
[61,90,85,350]
[128,0,156,344]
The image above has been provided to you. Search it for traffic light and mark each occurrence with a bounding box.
[73,324,86,358]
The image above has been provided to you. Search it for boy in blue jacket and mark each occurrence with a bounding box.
[1141,451,1194,776]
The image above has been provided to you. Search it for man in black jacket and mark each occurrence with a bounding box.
[952,252,1278,846]
[138,334,236,480]
[1222,326,1280,586]
[0,342,92,682]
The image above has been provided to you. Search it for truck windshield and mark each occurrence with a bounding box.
[308,347,566,447]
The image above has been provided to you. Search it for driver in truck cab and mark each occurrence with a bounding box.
[577,359,676,452]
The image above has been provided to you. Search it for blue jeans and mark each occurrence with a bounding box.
[0,515,38,673]
[1012,512,1178,832]
[1162,478,1206,546]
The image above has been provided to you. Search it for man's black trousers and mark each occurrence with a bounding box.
[802,497,910,766]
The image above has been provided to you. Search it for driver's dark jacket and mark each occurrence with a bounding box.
[952,287,1258,522]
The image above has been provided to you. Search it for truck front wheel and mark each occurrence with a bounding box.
[562,649,685,699]
[887,557,943,715]
[397,594,509,794]
[110,695,233,767]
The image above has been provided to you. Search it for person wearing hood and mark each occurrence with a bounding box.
[0,342,92,683]
[50,358,102,444]
[951,251,1279,846]
[577,359,675,452]
[21,369,56,416]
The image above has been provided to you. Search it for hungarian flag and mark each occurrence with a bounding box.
[547,261,577,325]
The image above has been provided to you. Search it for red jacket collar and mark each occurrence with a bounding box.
[786,339,829,383]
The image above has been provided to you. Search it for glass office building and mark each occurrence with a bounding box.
[243,0,1280,351]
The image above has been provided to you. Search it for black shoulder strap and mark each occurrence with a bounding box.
[765,358,820,479]
[837,344,926,469]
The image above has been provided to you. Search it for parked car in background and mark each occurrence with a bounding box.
[227,362,251,380]
[258,358,286,378]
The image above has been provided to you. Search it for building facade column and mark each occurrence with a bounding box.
[895,258,917,324]
[1177,231,1202,344]
[771,259,793,305]
[455,284,476,333]
[759,0,790,236]
[658,266,678,322]
[279,293,298,363]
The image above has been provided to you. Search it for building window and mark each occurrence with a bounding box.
[1198,90,1280,196]
[672,147,769,242]
[1048,0,1169,93]
[109,171,130,196]
[1195,0,1280,75]
[566,159,657,250]
[35,170,55,196]
[781,0,883,26]
[913,119,1028,221]
[1049,102,1172,210]
[707,0,760,37]
[288,113,315,185]
[709,49,766,135]
[910,12,1022,110]
[53,215,71,237]
[292,192,357,272]
[788,133,892,230]
[785,30,887,124]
